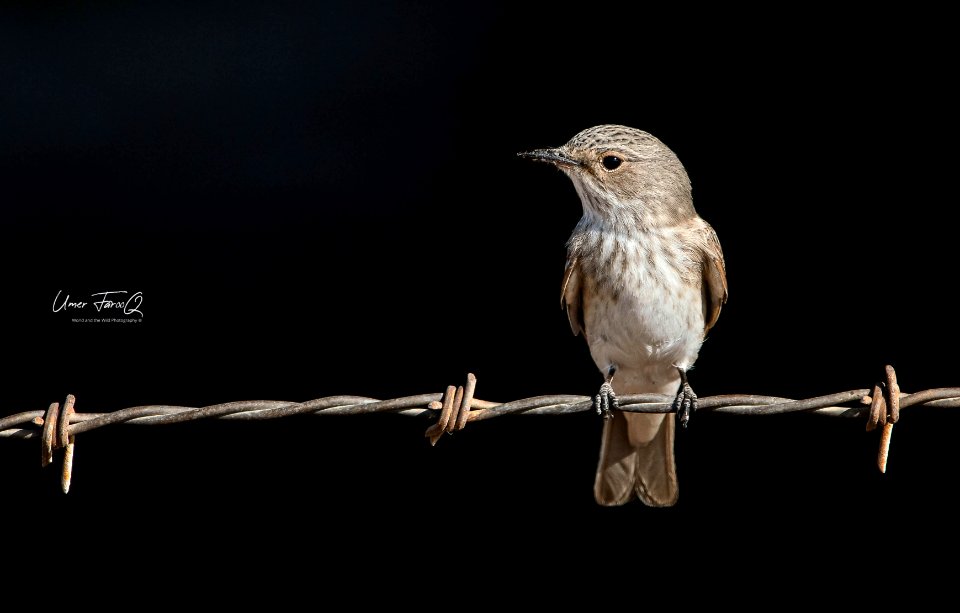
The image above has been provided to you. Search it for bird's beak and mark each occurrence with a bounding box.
[517,148,581,168]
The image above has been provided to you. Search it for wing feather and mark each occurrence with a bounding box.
[701,224,728,335]
[561,253,584,337]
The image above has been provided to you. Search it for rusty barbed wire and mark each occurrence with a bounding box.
[2,366,959,492]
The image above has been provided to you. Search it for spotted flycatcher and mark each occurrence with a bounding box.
[520,125,727,506]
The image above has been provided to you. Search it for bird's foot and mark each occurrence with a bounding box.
[674,381,697,428]
[595,382,618,420]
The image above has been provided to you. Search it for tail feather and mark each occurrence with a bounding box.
[594,404,678,507]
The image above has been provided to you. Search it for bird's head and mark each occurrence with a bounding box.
[519,125,695,227]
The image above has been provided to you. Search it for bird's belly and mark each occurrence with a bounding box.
[584,283,704,375]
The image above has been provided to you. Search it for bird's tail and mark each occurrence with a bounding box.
[594,377,679,507]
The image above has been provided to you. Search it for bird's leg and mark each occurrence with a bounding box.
[673,368,697,428]
[594,365,618,420]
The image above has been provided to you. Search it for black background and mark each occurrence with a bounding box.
[2,2,955,584]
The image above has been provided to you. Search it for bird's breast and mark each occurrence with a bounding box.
[576,227,705,372]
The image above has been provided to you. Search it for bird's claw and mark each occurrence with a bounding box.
[595,382,618,420]
[674,382,697,428]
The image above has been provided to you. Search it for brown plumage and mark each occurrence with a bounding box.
[521,125,727,506]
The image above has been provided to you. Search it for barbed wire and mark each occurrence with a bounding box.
[2,366,959,493]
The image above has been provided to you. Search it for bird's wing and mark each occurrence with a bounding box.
[701,224,728,335]
[561,252,584,337]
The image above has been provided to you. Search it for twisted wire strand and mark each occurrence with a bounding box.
[4,389,960,439]
[3,367,959,492]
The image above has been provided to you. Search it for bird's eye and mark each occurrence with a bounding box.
[601,155,622,171]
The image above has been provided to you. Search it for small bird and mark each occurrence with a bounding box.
[520,125,727,506]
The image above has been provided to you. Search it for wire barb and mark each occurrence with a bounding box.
[59,395,77,493]
[424,373,477,445]
[863,366,903,472]
[879,366,900,473]
[3,366,959,491]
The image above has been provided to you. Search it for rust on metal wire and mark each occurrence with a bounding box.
[3,366,959,492]
[40,402,58,468]
[878,365,901,473]
[862,366,903,473]
[59,395,77,493]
